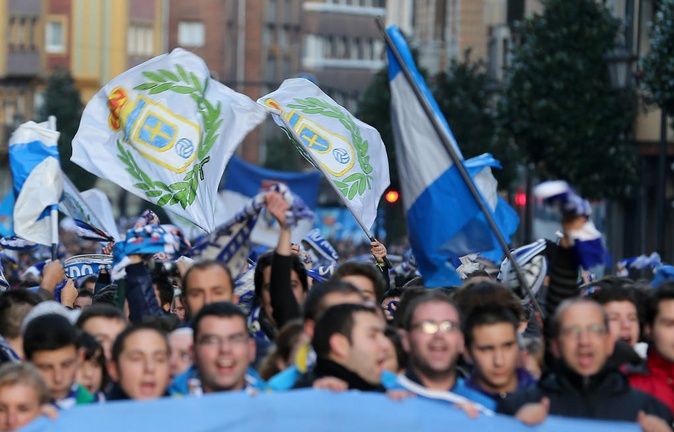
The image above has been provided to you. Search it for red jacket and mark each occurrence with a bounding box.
[629,349,674,415]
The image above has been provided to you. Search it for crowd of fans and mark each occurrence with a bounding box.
[0,191,673,431]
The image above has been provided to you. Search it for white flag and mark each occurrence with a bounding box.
[72,48,268,232]
[259,78,390,231]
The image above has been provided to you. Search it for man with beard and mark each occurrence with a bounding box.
[397,291,494,409]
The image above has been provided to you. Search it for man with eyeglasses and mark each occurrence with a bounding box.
[499,298,672,430]
[169,302,262,396]
[396,291,495,409]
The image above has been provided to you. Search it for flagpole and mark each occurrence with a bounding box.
[377,20,542,316]
[47,115,59,261]
[274,115,391,267]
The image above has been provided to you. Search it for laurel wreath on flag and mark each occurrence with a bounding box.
[286,97,373,200]
[116,65,222,209]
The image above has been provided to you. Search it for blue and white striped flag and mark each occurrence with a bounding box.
[386,26,516,287]
[9,121,63,246]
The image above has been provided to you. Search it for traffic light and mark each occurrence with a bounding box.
[384,189,400,204]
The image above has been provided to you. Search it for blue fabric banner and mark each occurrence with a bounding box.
[23,390,638,432]
[221,156,321,209]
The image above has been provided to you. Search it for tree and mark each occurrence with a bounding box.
[38,69,97,190]
[432,52,518,188]
[642,0,674,117]
[498,0,638,199]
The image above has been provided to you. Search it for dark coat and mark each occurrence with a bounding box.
[498,364,673,424]
[293,358,385,392]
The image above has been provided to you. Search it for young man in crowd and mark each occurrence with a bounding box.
[630,283,674,414]
[294,303,390,391]
[499,298,672,428]
[23,314,95,409]
[397,291,495,409]
[463,306,536,401]
[106,324,171,401]
[76,304,128,361]
[332,262,387,304]
[181,261,237,318]
[170,302,260,396]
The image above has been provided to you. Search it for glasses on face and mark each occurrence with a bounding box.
[196,333,248,348]
[560,323,607,339]
[410,320,460,335]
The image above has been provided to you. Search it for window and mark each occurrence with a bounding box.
[128,24,154,56]
[45,19,66,53]
[178,21,205,47]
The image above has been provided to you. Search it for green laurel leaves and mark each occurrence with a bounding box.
[115,66,222,209]
[286,97,373,200]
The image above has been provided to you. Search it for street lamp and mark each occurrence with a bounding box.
[604,46,634,89]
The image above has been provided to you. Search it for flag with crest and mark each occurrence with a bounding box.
[259,79,389,231]
[72,48,268,232]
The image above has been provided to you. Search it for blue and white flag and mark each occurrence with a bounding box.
[0,191,14,238]
[189,193,263,280]
[385,26,516,287]
[301,228,339,264]
[259,78,390,232]
[0,236,37,251]
[9,121,63,246]
[72,48,268,232]
[534,180,605,269]
[59,175,118,242]
[218,156,318,247]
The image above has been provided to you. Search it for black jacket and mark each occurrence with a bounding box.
[498,363,673,424]
[293,358,385,392]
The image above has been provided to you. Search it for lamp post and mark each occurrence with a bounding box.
[604,45,635,258]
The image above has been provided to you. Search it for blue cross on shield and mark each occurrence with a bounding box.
[138,115,175,149]
[299,127,329,152]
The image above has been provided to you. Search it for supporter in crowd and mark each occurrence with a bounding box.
[170,302,259,396]
[397,291,495,409]
[23,314,95,408]
[463,306,536,402]
[0,290,41,364]
[294,303,389,392]
[0,363,52,431]
[106,324,171,401]
[168,327,193,379]
[76,332,107,399]
[499,298,672,427]
[181,261,236,318]
[73,289,93,310]
[332,261,387,303]
[630,283,674,415]
[76,304,128,360]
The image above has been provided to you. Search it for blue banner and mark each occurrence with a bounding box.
[23,390,638,432]
[221,156,321,209]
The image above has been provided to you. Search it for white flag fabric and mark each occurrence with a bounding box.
[9,121,63,246]
[72,48,268,232]
[258,78,390,231]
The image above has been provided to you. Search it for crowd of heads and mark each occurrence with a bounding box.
[0,221,674,431]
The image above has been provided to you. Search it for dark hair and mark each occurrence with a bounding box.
[191,302,246,340]
[393,286,428,328]
[400,290,458,331]
[24,314,80,360]
[92,284,118,306]
[551,298,607,339]
[77,289,94,300]
[312,303,379,358]
[464,306,519,348]
[385,326,406,370]
[182,260,234,294]
[302,280,364,321]
[332,261,387,303]
[76,304,127,329]
[585,277,638,306]
[79,276,97,291]
[253,252,309,302]
[143,314,181,333]
[452,280,526,323]
[111,323,169,365]
[0,289,41,339]
[645,283,674,326]
[383,287,403,299]
[258,319,304,380]
[78,331,109,391]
